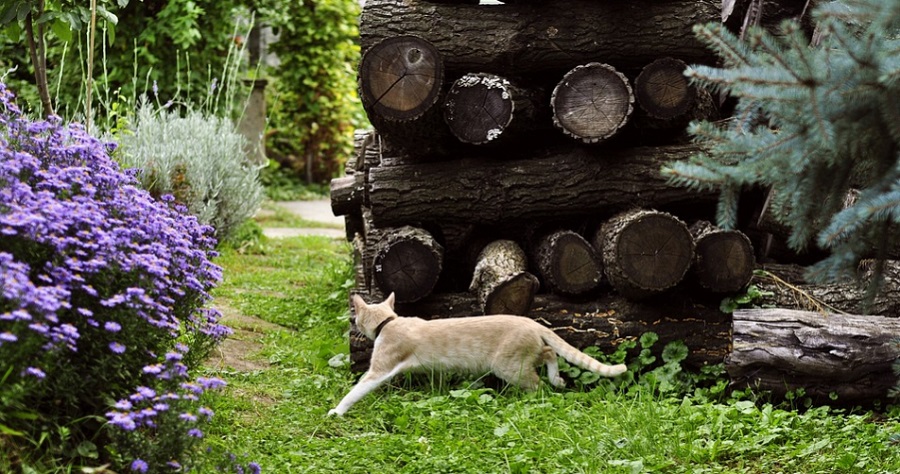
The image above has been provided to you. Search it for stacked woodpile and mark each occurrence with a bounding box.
[329,0,900,405]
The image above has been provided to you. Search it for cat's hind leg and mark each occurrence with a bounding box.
[493,360,542,391]
[543,346,566,388]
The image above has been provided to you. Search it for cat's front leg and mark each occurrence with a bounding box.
[328,363,409,416]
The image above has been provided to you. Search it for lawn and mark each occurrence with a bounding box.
[204,234,900,473]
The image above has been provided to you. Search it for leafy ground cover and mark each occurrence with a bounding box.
[205,233,900,473]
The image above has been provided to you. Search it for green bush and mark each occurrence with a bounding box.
[114,101,264,244]
[260,0,367,183]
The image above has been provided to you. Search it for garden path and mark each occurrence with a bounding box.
[261,199,345,239]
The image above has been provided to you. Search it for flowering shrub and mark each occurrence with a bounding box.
[114,100,264,245]
[0,83,238,471]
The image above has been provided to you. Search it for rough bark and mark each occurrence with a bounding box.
[469,239,539,315]
[331,144,719,227]
[753,261,900,317]
[551,63,634,144]
[443,73,547,145]
[360,0,722,76]
[350,291,730,373]
[729,308,900,405]
[372,226,445,303]
[690,221,755,293]
[597,209,695,299]
[533,230,603,296]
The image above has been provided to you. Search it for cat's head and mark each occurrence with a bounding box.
[351,293,397,340]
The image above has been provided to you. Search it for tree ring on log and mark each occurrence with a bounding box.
[635,57,695,120]
[599,209,694,298]
[485,273,540,315]
[535,230,603,296]
[690,221,755,293]
[551,62,634,143]
[373,226,444,303]
[359,36,443,121]
[443,73,514,145]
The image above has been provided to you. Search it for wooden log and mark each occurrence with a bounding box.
[551,63,634,144]
[360,0,722,75]
[753,261,900,317]
[372,226,444,303]
[597,209,695,299]
[690,220,755,293]
[358,36,453,156]
[331,144,719,227]
[533,230,603,296]
[443,73,546,146]
[634,57,695,120]
[350,291,731,373]
[469,239,539,315]
[729,308,900,405]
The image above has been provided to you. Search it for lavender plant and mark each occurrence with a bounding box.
[114,99,265,245]
[0,82,239,471]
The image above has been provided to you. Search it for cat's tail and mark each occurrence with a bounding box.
[541,330,627,377]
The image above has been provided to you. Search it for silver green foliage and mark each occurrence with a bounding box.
[115,102,264,244]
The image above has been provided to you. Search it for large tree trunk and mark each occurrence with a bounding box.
[360,0,722,75]
[331,144,720,227]
[349,291,730,373]
[729,308,900,405]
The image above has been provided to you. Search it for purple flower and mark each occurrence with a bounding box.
[197,377,226,390]
[104,321,121,332]
[108,412,137,431]
[248,462,261,474]
[0,332,17,342]
[198,406,213,420]
[187,428,203,438]
[114,399,133,410]
[143,364,164,375]
[109,342,126,354]
[131,459,149,472]
[179,412,197,422]
[24,367,46,379]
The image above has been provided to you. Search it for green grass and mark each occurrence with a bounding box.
[204,235,900,473]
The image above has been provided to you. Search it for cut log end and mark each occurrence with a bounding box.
[599,210,694,298]
[484,272,540,315]
[444,73,514,145]
[635,57,695,120]
[691,221,755,293]
[536,230,603,296]
[470,239,539,315]
[359,36,443,121]
[551,63,634,143]
[373,226,444,303]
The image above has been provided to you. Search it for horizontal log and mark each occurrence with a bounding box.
[350,291,730,373]
[360,0,722,75]
[551,63,634,144]
[332,144,719,227]
[729,308,900,405]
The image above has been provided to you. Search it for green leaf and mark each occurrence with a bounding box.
[50,18,71,42]
[106,22,115,45]
[661,341,689,364]
[639,332,659,349]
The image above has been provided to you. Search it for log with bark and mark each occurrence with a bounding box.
[469,239,539,315]
[372,226,445,303]
[349,291,731,373]
[634,57,695,121]
[551,63,634,144]
[330,144,720,227]
[729,308,900,405]
[690,220,755,293]
[359,0,722,75]
[443,72,547,146]
[596,209,695,299]
[358,35,453,155]
[532,230,603,296]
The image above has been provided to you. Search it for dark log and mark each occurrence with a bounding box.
[443,73,546,146]
[690,220,755,293]
[372,226,444,303]
[634,57,695,120]
[331,144,719,227]
[360,0,722,75]
[350,291,730,373]
[551,63,634,144]
[533,230,603,296]
[729,308,900,405]
[330,174,366,218]
[753,261,900,317]
[469,239,539,315]
[597,209,695,299]
[358,36,453,155]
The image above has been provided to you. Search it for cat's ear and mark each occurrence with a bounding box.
[385,292,396,309]
[351,294,366,312]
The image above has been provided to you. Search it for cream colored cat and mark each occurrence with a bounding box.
[328,293,627,416]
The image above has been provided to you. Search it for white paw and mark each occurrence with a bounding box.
[551,376,566,388]
[327,408,344,417]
